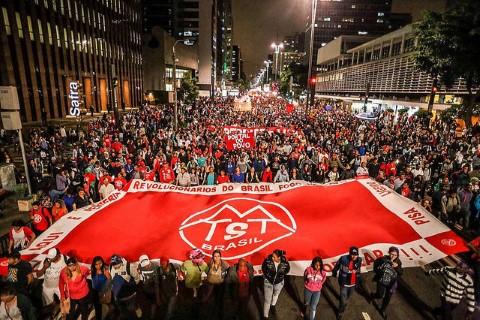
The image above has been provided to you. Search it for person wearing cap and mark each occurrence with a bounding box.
[58,257,91,320]
[261,249,290,319]
[426,262,476,320]
[29,201,52,236]
[8,220,35,254]
[137,255,161,318]
[109,254,140,319]
[332,246,363,320]
[181,249,208,298]
[6,252,33,296]
[370,246,403,318]
[34,248,66,307]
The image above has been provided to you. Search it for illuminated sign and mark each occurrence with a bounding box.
[69,81,81,116]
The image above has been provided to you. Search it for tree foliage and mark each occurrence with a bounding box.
[414,0,480,125]
[279,62,308,98]
[179,72,198,105]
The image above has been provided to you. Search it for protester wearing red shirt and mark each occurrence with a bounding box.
[217,170,230,184]
[160,163,176,184]
[30,201,52,235]
[262,167,273,183]
[59,257,91,319]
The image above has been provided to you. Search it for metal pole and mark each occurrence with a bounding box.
[111,64,120,127]
[306,0,317,114]
[18,129,32,196]
[172,45,178,131]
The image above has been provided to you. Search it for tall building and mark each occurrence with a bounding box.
[0,0,143,123]
[198,0,233,96]
[284,32,305,53]
[306,0,411,68]
[143,0,199,45]
[231,45,240,82]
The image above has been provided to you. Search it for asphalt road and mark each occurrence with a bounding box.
[160,267,476,320]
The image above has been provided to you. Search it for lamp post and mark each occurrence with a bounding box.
[172,39,183,131]
[306,0,318,113]
[264,60,272,87]
[271,42,284,81]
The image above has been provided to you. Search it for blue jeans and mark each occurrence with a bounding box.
[304,288,321,320]
[338,286,355,315]
[263,279,284,318]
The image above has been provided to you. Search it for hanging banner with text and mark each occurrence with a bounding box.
[23,179,467,276]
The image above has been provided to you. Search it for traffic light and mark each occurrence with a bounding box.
[432,86,438,93]
[309,77,316,87]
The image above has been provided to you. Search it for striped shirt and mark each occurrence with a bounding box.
[428,266,475,313]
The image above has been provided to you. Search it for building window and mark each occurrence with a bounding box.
[64,28,68,48]
[377,19,384,23]
[15,12,23,38]
[71,30,75,50]
[37,20,44,43]
[358,31,368,35]
[27,16,34,40]
[404,38,415,53]
[378,12,384,16]
[391,42,401,56]
[56,25,61,47]
[47,22,52,45]
[323,17,331,21]
[2,7,11,35]
[60,0,64,15]
[44,0,48,9]
[74,1,78,20]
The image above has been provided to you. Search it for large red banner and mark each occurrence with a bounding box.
[23,179,467,276]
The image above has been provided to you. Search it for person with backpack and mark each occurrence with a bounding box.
[261,249,290,319]
[29,201,52,236]
[370,246,403,318]
[159,257,181,320]
[110,254,140,319]
[137,255,161,319]
[303,256,327,320]
[332,246,363,320]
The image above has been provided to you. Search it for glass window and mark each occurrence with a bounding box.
[74,1,78,20]
[27,16,34,40]
[60,0,64,15]
[67,0,71,18]
[2,7,11,35]
[81,3,85,23]
[37,20,44,43]
[64,28,68,48]
[47,22,52,45]
[52,0,57,11]
[71,30,75,50]
[56,25,61,47]
[15,12,23,38]
[44,0,48,9]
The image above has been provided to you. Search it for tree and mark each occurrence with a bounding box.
[414,0,480,126]
[179,72,198,105]
[279,62,308,98]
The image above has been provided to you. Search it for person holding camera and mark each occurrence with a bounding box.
[261,249,290,319]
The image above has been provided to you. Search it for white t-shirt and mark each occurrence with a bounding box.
[42,257,67,288]
[274,261,280,271]
[99,183,115,199]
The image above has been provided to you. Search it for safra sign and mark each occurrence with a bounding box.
[68,81,81,116]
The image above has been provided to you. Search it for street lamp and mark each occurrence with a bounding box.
[306,0,318,113]
[271,42,284,81]
[172,39,183,131]
[264,60,272,85]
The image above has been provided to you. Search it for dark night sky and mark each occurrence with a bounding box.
[232,0,447,79]
[232,0,308,78]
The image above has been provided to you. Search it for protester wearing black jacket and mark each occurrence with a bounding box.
[370,246,403,318]
[261,249,290,319]
[332,246,363,320]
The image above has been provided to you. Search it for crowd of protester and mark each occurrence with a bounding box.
[0,96,480,319]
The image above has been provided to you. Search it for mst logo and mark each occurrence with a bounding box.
[179,198,297,260]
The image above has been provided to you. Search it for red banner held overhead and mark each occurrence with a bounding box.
[23,179,468,276]
[224,128,256,151]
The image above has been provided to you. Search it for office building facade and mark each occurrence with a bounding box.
[0,0,143,123]
[306,0,411,69]
[315,25,467,108]
[143,0,199,46]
